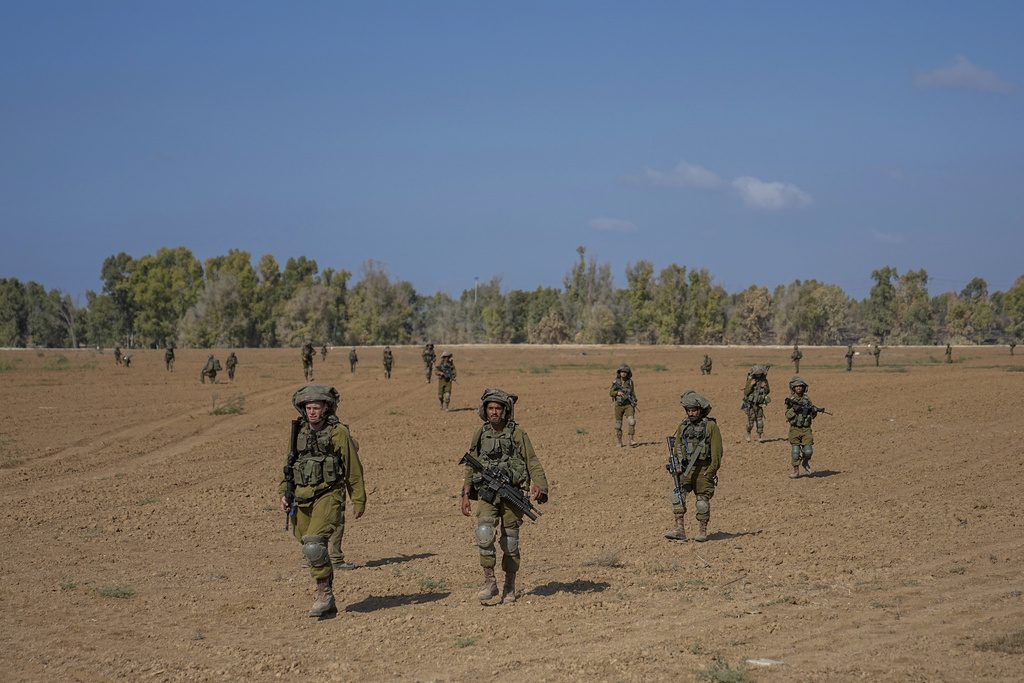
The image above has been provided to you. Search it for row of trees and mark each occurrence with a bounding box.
[2,246,1022,348]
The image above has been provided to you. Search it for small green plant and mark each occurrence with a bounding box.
[193,630,206,641]
[97,585,135,599]
[576,427,588,435]
[420,577,447,591]
[697,658,753,683]
[584,549,624,568]
[211,395,245,415]
[976,630,1024,654]
[138,498,159,506]
[455,637,477,648]
[948,565,966,575]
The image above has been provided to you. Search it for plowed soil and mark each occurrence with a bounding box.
[1,345,1022,682]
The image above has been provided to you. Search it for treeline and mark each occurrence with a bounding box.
[2,246,1022,348]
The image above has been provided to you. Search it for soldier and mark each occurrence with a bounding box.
[301,341,315,381]
[742,365,771,442]
[164,346,175,372]
[945,343,953,364]
[610,365,638,448]
[785,376,824,479]
[382,346,393,380]
[791,343,802,373]
[348,347,358,374]
[225,351,238,381]
[436,351,457,410]
[320,345,328,362]
[872,343,881,367]
[114,346,123,366]
[845,344,855,372]
[460,388,549,604]
[422,343,436,384]
[700,354,713,375]
[123,354,132,368]
[279,385,366,617]
[200,355,220,383]
[1011,341,1017,356]
[664,390,723,543]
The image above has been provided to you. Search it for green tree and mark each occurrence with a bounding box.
[346,261,417,344]
[100,252,136,343]
[24,282,66,347]
[683,268,726,343]
[177,272,250,347]
[892,269,933,344]
[276,284,335,346]
[653,264,688,343]
[865,266,898,342]
[0,278,27,346]
[252,254,283,346]
[129,247,203,347]
[1003,275,1024,342]
[624,260,657,343]
[727,285,773,344]
[83,291,121,347]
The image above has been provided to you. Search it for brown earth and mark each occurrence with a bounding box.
[1,344,1022,682]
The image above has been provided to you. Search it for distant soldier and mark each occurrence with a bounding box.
[320,345,328,362]
[609,364,638,448]
[348,347,358,374]
[123,354,132,368]
[382,346,393,379]
[114,347,123,366]
[791,344,802,373]
[436,351,456,410]
[785,376,826,479]
[700,354,713,375]
[200,355,220,383]
[1011,341,1017,356]
[301,341,315,381]
[845,344,855,372]
[664,390,723,543]
[164,346,175,372]
[742,365,771,442]
[422,343,436,384]
[945,343,953,364]
[872,343,881,367]
[226,351,238,381]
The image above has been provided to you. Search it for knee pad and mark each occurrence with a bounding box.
[756,418,764,430]
[499,528,521,557]
[301,535,330,568]
[614,420,622,431]
[803,445,813,457]
[443,392,451,402]
[695,497,710,515]
[474,518,497,550]
[791,445,802,460]
[671,490,686,512]
[626,416,636,428]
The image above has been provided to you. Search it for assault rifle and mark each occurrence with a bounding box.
[784,397,833,416]
[459,452,543,522]
[665,434,698,491]
[282,418,301,530]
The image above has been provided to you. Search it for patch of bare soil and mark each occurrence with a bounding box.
[1,345,1022,681]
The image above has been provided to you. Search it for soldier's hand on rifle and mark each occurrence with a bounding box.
[531,484,548,504]
[460,488,472,516]
[280,496,289,513]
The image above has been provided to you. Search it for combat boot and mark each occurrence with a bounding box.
[615,433,623,448]
[696,520,708,542]
[628,435,637,448]
[790,465,801,479]
[664,513,687,541]
[757,433,764,443]
[308,577,336,617]
[439,398,445,410]
[477,567,498,603]
[501,572,517,604]
[802,459,813,476]
[745,431,751,442]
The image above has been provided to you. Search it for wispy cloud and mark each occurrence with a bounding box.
[732,176,812,210]
[914,55,1013,93]
[871,230,905,245]
[643,161,723,189]
[640,160,812,211]
[589,216,638,233]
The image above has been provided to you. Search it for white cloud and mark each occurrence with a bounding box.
[731,176,813,210]
[589,216,638,233]
[871,230,905,245]
[914,55,1013,93]
[643,161,723,189]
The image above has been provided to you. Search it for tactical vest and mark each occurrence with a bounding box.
[678,417,714,462]
[612,379,635,406]
[291,416,346,489]
[789,395,814,428]
[473,422,528,487]
[749,379,769,405]
[438,362,455,380]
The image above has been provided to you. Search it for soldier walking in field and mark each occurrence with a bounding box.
[114,346,123,366]
[945,343,953,364]
[280,385,366,616]
[742,365,771,442]
[845,344,855,372]
[383,346,393,379]
[872,343,881,367]
[301,341,315,381]
[785,376,827,479]
[348,347,358,374]
[460,388,548,604]
[791,343,802,373]
[422,343,436,383]
[664,390,723,543]
[436,351,456,410]
[1011,341,1017,356]
[700,354,713,375]
[610,364,638,448]
[225,351,238,381]
[320,345,328,362]
[200,355,220,383]
[164,346,175,372]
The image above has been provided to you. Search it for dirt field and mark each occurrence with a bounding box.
[1,344,1022,682]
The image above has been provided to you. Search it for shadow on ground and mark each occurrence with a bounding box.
[345,592,450,613]
[803,469,842,479]
[363,552,436,568]
[529,580,610,597]
[708,529,763,541]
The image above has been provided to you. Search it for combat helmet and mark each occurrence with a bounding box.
[292,384,341,417]
[441,350,453,358]
[617,364,632,378]
[679,389,712,416]
[477,387,518,422]
[749,364,769,377]
[788,375,808,391]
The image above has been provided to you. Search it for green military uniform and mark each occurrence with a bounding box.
[383,346,393,379]
[791,344,802,373]
[114,347,123,366]
[436,352,456,410]
[200,355,220,383]
[1010,341,1016,356]
[665,390,723,543]
[872,344,881,366]
[743,365,771,442]
[945,344,952,363]
[785,376,824,478]
[422,343,436,383]
[845,344,854,371]
[700,354,712,375]
[123,354,132,368]
[348,348,358,373]
[320,345,328,362]
[301,341,315,381]
[279,385,366,616]
[225,352,238,381]
[610,364,637,447]
[164,347,175,372]
[462,389,548,604]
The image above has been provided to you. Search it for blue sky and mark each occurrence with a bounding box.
[2,1,1021,301]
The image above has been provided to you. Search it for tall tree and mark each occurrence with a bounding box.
[0,278,27,346]
[865,266,898,342]
[130,247,203,347]
[624,260,657,343]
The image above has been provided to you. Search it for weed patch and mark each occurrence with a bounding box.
[976,630,1024,654]
[97,585,135,599]
[455,637,477,648]
[697,658,753,683]
[44,355,71,371]
[420,577,447,592]
[211,394,245,415]
[584,549,624,568]
[0,359,16,373]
